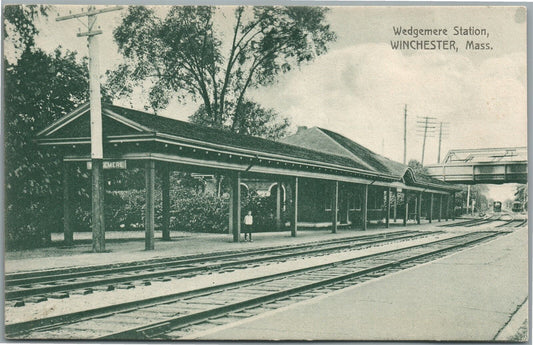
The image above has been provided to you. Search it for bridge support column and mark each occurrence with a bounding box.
[332,181,338,233]
[161,165,171,241]
[92,159,105,253]
[429,193,433,223]
[63,162,73,246]
[231,172,242,242]
[403,193,408,226]
[290,177,299,237]
[385,187,391,228]
[144,160,155,250]
[416,192,422,225]
[362,184,368,230]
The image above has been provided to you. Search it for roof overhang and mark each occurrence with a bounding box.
[36,103,459,194]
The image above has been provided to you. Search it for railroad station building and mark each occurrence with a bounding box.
[37,103,461,252]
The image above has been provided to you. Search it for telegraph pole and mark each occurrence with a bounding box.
[403,105,407,164]
[437,121,449,163]
[416,116,437,165]
[56,5,123,253]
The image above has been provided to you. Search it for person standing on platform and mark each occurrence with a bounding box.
[244,210,254,242]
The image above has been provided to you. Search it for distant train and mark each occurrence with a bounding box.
[493,201,502,213]
[512,202,524,213]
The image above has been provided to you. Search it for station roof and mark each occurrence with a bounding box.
[37,103,459,193]
[281,126,456,191]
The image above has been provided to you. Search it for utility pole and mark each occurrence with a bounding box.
[403,105,407,164]
[437,121,449,163]
[416,116,437,165]
[56,5,123,253]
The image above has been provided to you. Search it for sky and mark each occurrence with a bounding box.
[5,5,527,201]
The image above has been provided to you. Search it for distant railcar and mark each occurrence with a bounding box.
[493,201,502,213]
[512,202,524,213]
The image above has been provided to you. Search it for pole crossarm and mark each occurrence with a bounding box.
[77,30,103,37]
[56,6,123,21]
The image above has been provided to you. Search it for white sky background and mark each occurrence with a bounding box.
[5,5,527,201]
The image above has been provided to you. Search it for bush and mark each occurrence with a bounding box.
[105,189,161,231]
[170,192,228,233]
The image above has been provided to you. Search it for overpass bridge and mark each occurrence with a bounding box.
[426,147,527,184]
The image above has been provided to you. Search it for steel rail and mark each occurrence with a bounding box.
[6,231,435,300]
[438,218,486,228]
[496,219,518,228]
[132,231,501,340]
[464,216,498,227]
[6,230,418,282]
[6,231,501,339]
[515,219,527,227]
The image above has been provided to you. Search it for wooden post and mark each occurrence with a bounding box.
[429,193,433,223]
[63,162,73,246]
[346,191,350,226]
[416,192,422,225]
[362,184,368,230]
[332,181,339,233]
[228,179,233,235]
[438,194,443,222]
[386,187,391,228]
[445,195,449,221]
[231,172,241,242]
[161,165,171,241]
[452,192,456,220]
[276,182,282,230]
[291,177,299,237]
[145,160,155,250]
[403,194,408,226]
[393,188,398,223]
[91,159,105,252]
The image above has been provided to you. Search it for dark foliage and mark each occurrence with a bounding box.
[4,5,90,249]
[4,49,89,249]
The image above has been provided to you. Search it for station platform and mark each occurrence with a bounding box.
[6,220,458,274]
[188,225,529,341]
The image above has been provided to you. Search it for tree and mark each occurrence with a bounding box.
[108,5,336,136]
[190,99,289,140]
[514,184,528,207]
[407,159,428,175]
[453,184,489,214]
[4,5,90,248]
[3,5,49,52]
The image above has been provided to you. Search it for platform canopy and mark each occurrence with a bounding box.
[37,103,459,194]
[426,147,528,184]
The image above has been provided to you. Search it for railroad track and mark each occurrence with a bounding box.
[6,230,437,303]
[439,218,488,228]
[6,231,505,340]
[464,216,498,227]
[514,219,527,228]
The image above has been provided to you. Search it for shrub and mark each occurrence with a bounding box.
[170,192,228,233]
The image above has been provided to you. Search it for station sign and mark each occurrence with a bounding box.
[87,160,127,170]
